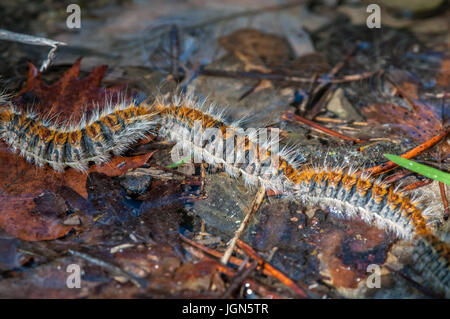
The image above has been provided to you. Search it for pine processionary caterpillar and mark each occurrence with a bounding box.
[0,92,448,295]
[0,97,159,172]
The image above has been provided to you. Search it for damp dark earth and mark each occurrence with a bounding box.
[0,0,448,299]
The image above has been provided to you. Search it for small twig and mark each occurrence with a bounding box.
[296,73,319,115]
[365,128,449,175]
[382,169,414,184]
[220,260,258,298]
[439,143,449,220]
[305,83,335,120]
[40,45,60,72]
[439,182,449,220]
[0,29,66,72]
[303,45,358,119]
[282,111,366,143]
[180,234,309,298]
[314,116,347,124]
[199,68,380,84]
[337,125,360,131]
[68,249,147,289]
[110,243,135,254]
[200,163,206,194]
[315,117,368,126]
[220,185,266,265]
[401,179,433,191]
[184,243,285,299]
[197,219,207,241]
[236,240,310,298]
[425,92,450,99]
[0,29,65,47]
[180,234,245,266]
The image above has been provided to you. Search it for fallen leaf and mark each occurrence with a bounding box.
[361,74,445,144]
[0,60,156,241]
[14,58,126,123]
[92,151,157,177]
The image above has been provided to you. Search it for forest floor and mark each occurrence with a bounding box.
[0,0,448,298]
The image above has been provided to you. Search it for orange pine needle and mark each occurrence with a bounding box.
[439,182,449,220]
[366,128,449,175]
[236,239,309,298]
[282,112,366,144]
[180,234,310,298]
[401,179,433,191]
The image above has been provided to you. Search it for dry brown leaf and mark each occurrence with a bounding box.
[0,60,156,241]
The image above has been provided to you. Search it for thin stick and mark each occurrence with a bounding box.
[296,72,318,115]
[180,234,310,298]
[382,169,414,184]
[439,144,449,220]
[180,234,244,264]
[200,163,206,193]
[315,116,347,124]
[305,83,334,120]
[439,181,449,220]
[0,29,65,47]
[439,182,449,219]
[184,244,285,299]
[401,179,433,191]
[0,29,66,72]
[304,45,358,119]
[282,111,366,143]
[220,260,258,298]
[237,240,309,298]
[200,69,380,85]
[68,249,147,289]
[220,185,266,265]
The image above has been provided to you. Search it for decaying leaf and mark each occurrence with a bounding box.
[361,76,445,144]
[0,60,156,241]
[14,58,126,122]
[361,102,443,143]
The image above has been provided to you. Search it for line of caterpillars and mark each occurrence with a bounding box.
[0,96,448,295]
[154,100,449,295]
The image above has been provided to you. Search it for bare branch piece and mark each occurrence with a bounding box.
[220,185,266,265]
[0,29,67,72]
[68,249,147,289]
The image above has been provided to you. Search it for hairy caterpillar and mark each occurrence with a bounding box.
[152,94,449,296]
[0,92,448,296]
[0,97,158,172]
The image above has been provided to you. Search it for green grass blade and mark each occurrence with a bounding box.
[166,154,193,169]
[384,154,450,185]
